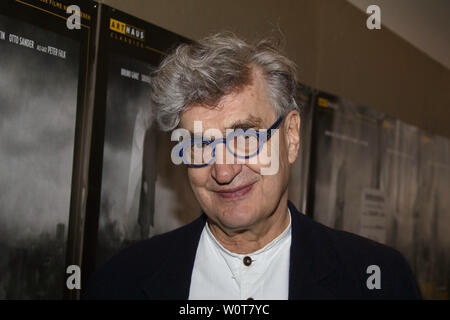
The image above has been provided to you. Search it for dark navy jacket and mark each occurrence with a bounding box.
[83,201,422,299]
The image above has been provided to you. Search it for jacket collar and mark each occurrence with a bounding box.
[141,214,206,299]
[142,201,337,299]
[287,201,337,299]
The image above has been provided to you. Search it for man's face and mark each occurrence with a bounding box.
[178,67,300,232]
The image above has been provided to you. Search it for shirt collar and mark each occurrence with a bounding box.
[204,208,292,259]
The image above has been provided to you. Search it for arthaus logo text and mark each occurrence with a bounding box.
[110,18,145,41]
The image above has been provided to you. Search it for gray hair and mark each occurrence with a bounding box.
[151,32,299,132]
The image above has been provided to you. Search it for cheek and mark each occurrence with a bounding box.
[248,175,285,214]
[245,130,289,172]
[187,167,216,207]
[260,174,283,194]
[187,168,210,190]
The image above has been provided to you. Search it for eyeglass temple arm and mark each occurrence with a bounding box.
[259,116,283,139]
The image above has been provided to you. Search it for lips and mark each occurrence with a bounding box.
[216,182,256,200]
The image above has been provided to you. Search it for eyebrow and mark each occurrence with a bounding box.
[183,115,264,139]
[225,115,263,131]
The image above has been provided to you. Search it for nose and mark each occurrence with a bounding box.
[211,163,242,185]
[209,141,242,184]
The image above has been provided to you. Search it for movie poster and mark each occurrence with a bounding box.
[414,134,450,299]
[83,5,190,277]
[309,93,384,238]
[0,11,81,298]
[95,53,156,268]
[309,91,450,299]
[380,119,420,265]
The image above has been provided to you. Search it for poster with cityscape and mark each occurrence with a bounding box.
[309,91,450,299]
[0,0,94,299]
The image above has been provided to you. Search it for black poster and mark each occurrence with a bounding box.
[0,0,93,299]
[96,53,156,268]
[82,4,189,283]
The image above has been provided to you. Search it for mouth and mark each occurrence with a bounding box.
[215,181,256,200]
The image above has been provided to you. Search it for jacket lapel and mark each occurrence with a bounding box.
[141,214,207,299]
[288,201,338,299]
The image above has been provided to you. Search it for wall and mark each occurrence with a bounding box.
[101,0,450,139]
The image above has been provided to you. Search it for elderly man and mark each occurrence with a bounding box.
[84,33,421,300]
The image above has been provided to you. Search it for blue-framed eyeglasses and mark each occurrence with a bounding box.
[178,116,283,168]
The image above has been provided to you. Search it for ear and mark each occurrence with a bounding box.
[284,110,301,164]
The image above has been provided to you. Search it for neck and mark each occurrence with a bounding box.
[207,192,290,254]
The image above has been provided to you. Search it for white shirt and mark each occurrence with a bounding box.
[189,210,292,300]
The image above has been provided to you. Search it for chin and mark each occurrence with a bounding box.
[217,205,260,230]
